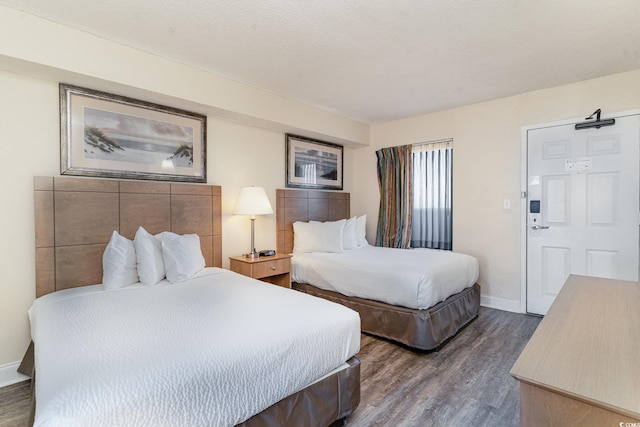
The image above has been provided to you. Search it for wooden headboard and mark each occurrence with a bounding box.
[34,176,222,297]
[276,189,350,254]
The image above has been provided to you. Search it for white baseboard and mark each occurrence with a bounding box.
[480,294,522,313]
[0,361,30,388]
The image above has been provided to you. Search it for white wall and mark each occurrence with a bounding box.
[210,118,354,258]
[354,69,640,311]
[0,68,356,374]
[2,4,640,379]
[0,6,361,373]
[0,72,60,374]
[0,6,369,148]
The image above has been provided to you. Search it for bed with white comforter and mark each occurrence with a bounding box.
[276,190,480,351]
[292,245,479,310]
[29,268,360,427]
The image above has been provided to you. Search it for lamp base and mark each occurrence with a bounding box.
[243,217,260,260]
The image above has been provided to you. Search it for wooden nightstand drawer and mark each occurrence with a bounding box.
[251,258,290,279]
[229,254,292,288]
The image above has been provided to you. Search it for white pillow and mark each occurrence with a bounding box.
[343,217,358,250]
[161,232,206,283]
[102,230,139,290]
[356,214,368,247]
[293,219,346,254]
[134,226,165,285]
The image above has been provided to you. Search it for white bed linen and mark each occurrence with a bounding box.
[29,268,360,427]
[292,246,479,310]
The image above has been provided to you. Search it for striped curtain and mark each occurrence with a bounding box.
[411,141,453,250]
[375,145,413,248]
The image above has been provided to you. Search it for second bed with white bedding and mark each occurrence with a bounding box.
[29,268,361,427]
[292,245,479,310]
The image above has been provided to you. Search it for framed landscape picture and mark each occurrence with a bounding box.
[286,134,343,190]
[60,84,206,182]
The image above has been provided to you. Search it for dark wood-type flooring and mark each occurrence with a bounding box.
[0,307,540,427]
[0,377,31,427]
[347,307,541,426]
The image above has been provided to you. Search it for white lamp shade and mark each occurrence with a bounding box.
[233,186,274,216]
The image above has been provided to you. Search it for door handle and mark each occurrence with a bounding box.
[531,224,549,230]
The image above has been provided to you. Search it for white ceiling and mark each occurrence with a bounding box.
[2,0,640,124]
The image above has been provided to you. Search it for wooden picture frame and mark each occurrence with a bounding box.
[60,84,206,183]
[286,134,343,190]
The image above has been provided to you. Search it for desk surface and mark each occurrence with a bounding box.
[511,274,640,420]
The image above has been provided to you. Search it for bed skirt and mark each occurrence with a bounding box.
[240,356,360,426]
[25,355,360,426]
[293,283,481,351]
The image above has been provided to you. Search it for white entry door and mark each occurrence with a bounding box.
[526,114,640,315]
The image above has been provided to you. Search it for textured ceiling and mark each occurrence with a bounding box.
[2,0,640,124]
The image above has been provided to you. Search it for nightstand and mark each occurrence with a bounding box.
[229,253,292,288]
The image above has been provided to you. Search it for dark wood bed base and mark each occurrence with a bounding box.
[276,188,481,351]
[25,177,360,426]
[241,356,360,426]
[294,283,480,351]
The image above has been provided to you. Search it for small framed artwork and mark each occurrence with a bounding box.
[60,84,206,182]
[286,134,343,190]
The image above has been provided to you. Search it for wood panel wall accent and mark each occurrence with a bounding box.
[276,189,350,255]
[34,176,222,297]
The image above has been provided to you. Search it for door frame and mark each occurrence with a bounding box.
[519,109,640,314]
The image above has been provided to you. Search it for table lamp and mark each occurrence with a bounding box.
[233,186,273,259]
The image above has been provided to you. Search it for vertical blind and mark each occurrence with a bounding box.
[411,139,453,250]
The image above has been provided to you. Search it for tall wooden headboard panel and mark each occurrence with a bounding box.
[35,176,222,297]
[276,189,350,255]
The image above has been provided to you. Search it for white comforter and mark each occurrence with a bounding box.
[29,268,360,427]
[292,246,479,310]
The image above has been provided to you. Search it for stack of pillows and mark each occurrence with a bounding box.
[292,215,368,254]
[102,226,205,290]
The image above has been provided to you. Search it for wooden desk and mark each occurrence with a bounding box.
[511,275,640,426]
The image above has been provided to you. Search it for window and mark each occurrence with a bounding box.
[411,139,453,250]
